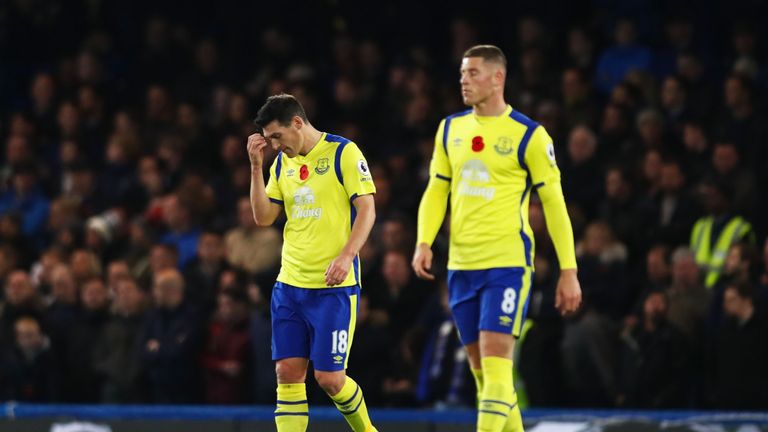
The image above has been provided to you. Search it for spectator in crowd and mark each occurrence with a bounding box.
[638,158,699,247]
[94,277,147,403]
[709,141,757,218]
[562,222,628,406]
[184,230,230,317]
[0,162,49,247]
[665,247,709,342]
[0,316,58,402]
[246,279,275,405]
[0,271,44,342]
[45,264,80,367]
[369,250,430,341]
[596,19,652,94]
[62,277,110,402]
[160,194,201,269]
[140,269,203,403]
[708,283,768,409]
[617,291,689,408]
[690,179,755,288]
[224,197,281,275]
[201,289,251,404]
[560,125,603,219]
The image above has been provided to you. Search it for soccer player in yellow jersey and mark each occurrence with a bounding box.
[413,45,582,432]
[247,94,378,432]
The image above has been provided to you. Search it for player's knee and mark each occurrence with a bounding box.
[314,370,345,395]
[275,361,306,383]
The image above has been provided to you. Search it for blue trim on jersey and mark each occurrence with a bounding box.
[442,109,472,152]
[533,181,545,189]
[269,198,284,205]
[350,193,359,202]
[275,152,283,179]
[519,177,533,267]
[350,202,360,285]
[509,110,539,171]
[333,141,351,185]
[435,173,451,182]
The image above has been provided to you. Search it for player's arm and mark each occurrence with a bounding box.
[413,120,451,280]
[525,127,581,314]
[325,143,377,286]
[247,133,282,226]
[326,194,376,286]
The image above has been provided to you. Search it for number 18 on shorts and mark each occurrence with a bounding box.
[271,282,359,372]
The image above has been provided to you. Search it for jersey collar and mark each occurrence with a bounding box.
[474,105,513,124]
[295,132,327,162]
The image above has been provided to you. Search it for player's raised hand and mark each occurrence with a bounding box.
[412,242,435,280]
[247,133,268,167]
[555,269,582,315]
[325,253,353,286]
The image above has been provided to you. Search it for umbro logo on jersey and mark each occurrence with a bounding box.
[494,136,514,155]
[453,137,463,146]
[286,169,296,177]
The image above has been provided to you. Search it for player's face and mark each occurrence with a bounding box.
[460,57,503,106]
[263,117,304,158]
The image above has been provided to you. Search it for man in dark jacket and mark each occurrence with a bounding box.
[94,277,148,403]
[139,268,203,403]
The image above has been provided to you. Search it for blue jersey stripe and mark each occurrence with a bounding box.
[435,173,451,181]
[509,110,538,171]
[509,110,539,267]
[334,142,350,185]
[519,178,533,267]
[269,198,284,205]
[275,151,283,179]
[442,109,472,152]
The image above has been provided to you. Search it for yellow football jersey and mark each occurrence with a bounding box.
[266,133,376,288]
[429,105,562,270]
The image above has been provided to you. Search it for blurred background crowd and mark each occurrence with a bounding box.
[0,0,767,410]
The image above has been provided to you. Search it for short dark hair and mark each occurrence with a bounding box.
[253,94,308,129]
[463,45,507,69]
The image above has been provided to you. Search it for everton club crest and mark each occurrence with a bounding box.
[315,158,330,175]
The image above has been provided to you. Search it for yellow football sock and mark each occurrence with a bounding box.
[471,368,484,407]
[328,377,377,432]
[502,391,523,432]
[477,357,515,432]
[275,383,308,432]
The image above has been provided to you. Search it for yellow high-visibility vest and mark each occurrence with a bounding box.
[690,215,752,288]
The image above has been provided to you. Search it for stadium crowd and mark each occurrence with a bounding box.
[1,0,767,410]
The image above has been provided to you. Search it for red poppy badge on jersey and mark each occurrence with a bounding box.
[300,164,309,180]
[472,136,485,152]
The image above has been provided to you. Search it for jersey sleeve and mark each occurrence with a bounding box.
[524,126,560,187]
[265,154,283,204]
[340,142,376,200]
[429,119,452,180]
[525,126,577,269]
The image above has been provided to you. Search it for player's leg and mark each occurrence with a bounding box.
[448,270,484,407]
[310,286,376,432]
[476,267,532,432]
[271,282,311,432]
